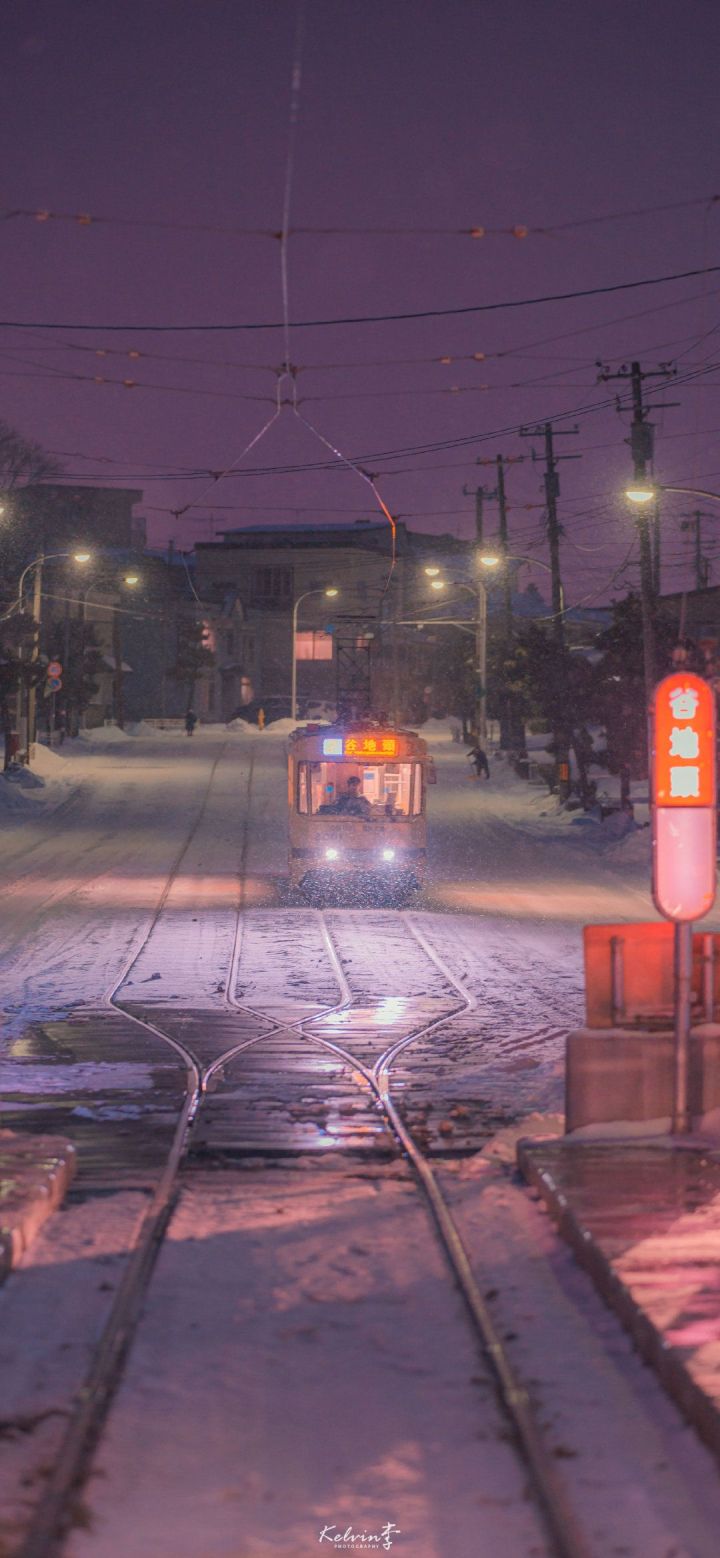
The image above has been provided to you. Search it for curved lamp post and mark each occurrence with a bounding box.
[479,550,566,616]
[426,574,489,740]
[78,573,142,730]
[626,483,720,507]
[18,550,92,760]
[291,587,339,721]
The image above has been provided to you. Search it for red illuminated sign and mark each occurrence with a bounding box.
[344,735,398,758]
[652,673,715,807]
[651,673,717,922]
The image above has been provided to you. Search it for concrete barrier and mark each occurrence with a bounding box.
[566,1025,720,1131]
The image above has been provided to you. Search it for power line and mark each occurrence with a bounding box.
[1,262,719,334]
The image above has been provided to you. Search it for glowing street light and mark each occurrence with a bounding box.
[625,481,720,508]
[424,565,441,578]
[625,484,657,506]
[429,579,445,591]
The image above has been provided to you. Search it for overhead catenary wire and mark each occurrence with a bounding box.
[2,188,717,240]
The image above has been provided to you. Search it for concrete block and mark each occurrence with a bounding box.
[565,1027,720,1132]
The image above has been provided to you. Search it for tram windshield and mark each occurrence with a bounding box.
[297,761,423,819]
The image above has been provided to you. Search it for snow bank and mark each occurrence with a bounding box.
[419,718,458,744]
[32,744,70,777]
[225,717,263,734]
[76,724,131,745]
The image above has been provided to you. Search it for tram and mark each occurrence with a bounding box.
[288,722,431,903]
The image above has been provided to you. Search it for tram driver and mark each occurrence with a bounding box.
[334,774,372,819]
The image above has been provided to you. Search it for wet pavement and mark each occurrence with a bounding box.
[518,1137,720,1465]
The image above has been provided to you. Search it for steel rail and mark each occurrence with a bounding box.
[18,741,248,1558]
[19,759,384,1558]
[225,904,593,1558]
[22,848,589,1558]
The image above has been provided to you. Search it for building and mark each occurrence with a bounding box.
[194,520,419,721]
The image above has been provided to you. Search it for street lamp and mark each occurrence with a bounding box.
[422,575,489,741]
[18,550,92,759]
[479,550,566,616]
[78,573,143,731]
[626,482,720,507]
[291,587,339,721]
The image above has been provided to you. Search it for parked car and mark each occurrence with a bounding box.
[300,700,337,723]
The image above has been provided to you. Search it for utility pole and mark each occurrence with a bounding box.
[26,559,43,762]
[112,609,125,730]
[520,422,580,801]
[495,456,514,645]
[598,359,677,706]
[463,484,488,741]
[473,454,526,748]
[462,483,484,547]
[651,494,662,596]
[680,511,711,591]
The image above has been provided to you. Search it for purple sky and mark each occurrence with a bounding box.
[2,0,720,607]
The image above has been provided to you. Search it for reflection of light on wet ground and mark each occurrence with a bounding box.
[374,996,409,1025]
[0,873,277,911]
[315,997,410,1034]
[429,881,654,921]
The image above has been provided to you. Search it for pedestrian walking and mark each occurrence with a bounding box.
[467,745,490,780]
[257,706,266,730]
[185,709,197,737]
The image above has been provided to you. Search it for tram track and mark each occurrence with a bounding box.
[18,757,593,1558]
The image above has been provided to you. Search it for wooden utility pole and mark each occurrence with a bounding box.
[463,484,488,740]
[681,511,711,591]
[462,483,485,547]
[520,422,580,800]
[473,454,526,748]
[598,359,677,705]
[112,608,125,730]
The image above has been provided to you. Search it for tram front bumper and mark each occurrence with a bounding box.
[291,846,424,898]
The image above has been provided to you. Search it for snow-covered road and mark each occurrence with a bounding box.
[0,719,667,1053]
[5,723,720,1558]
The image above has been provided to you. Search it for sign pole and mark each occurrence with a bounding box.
[650,671,717,1136]
[672,920,693,1134]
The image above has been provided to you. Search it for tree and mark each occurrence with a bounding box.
[0,421,61,493]
[496,623,598,803]
[46,617,104,736]
[0,421,64,596]
[0,611,39,763]
[168,614,215,711]
[593,593,677,778]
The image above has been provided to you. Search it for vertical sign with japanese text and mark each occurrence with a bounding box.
[651,673,717,921]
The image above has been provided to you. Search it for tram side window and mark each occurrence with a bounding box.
[410,762,423,815]
[297,761,311,814]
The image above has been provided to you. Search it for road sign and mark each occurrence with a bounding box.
[650,671,717,1134]
[651,672,717,922]
[47,676,62,692]
[47,660,62,677]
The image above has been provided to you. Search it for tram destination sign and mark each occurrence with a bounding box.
[323,734,398,758]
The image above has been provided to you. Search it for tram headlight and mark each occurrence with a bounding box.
[382,848,396,862]
[325,847,339,861]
